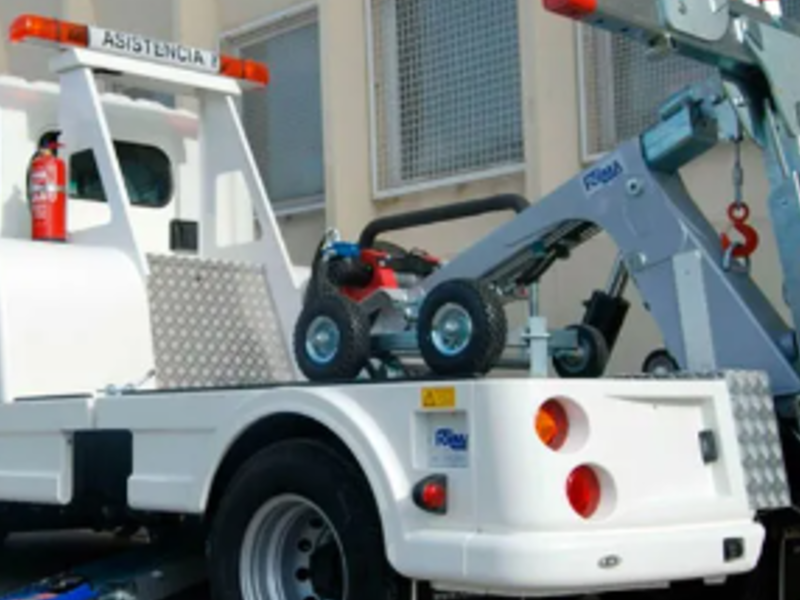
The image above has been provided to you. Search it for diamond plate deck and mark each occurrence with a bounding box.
[146,254,295,389]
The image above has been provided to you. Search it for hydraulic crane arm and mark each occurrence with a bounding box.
[547,0,768,73]
[420,0,800,403]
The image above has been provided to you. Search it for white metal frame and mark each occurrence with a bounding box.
[364,0,527,201]
[49,46,303,367]
[219,2,325,219]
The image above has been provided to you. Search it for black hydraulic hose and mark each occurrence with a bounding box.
[358,193,529,248]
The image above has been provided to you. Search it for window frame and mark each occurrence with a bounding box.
[219,2,325,218]
[365,0,526,200]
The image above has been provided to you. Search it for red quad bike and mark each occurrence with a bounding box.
[293,195,625,382]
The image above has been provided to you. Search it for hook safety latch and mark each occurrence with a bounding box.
[720,202,759,260]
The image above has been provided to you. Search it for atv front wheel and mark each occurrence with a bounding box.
[293,293,370,381]
[417,279,507,376]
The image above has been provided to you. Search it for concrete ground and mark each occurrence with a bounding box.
[0,530,210,599]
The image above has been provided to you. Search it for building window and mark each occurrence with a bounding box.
[578,0,798,160]
[369,0,524,195]
[227,8,324,214]
[68,141,173,208]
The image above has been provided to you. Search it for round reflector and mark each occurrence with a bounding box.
[421,481,447,511]
[567,465,601,518]
[536,399,569,450]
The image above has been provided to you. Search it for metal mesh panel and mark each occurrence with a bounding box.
[579,26,716,157]
[369,0,524,192]
[784,0,800,20]
[147,254,295,389]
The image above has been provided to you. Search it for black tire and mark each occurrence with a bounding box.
[552,323,609,378]
[642,348,679,375]
[417,279,507,376]
[207,440,410,600]
[294,293,371,381]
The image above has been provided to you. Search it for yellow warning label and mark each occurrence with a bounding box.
[421,386,456,409]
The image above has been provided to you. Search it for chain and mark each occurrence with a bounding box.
[733,136,744,207]
[721,134,760,270]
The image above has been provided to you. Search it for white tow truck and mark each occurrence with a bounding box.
[0,5,795,600]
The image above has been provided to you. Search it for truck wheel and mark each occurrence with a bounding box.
[207,440,410,600]
[294,293,371,381]
[417,279,507,376]
[552,323,609,378]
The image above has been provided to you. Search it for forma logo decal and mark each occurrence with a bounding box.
[88,27,221,73]
[582,157,625,195]
[434,428,469,451]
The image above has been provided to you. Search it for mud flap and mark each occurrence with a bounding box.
[780,527,800,600]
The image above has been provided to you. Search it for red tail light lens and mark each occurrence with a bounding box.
[422,482,446,509]
[567,465,601,518]
[412,475,448,515]
[536,399,569,450]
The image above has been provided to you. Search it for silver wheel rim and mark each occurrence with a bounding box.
[240,494,348,600]
[305,316,340,365]
[431,303,473,357]
[648,358,675,375]
[560,342,590,372]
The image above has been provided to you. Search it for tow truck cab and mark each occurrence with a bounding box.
[0,71,307,272]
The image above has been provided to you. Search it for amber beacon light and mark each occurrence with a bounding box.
[543,0,597,18]
[9,14,88,46]
[8,14,269,86]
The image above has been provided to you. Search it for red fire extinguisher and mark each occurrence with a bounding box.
[27,138,67,242]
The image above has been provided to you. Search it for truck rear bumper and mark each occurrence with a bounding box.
[399,520,765,596]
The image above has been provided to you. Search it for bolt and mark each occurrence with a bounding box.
[626,178,644,197]
[626,252,648,272]
[678,0,687,14]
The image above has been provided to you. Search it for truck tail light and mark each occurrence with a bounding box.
[543,0,597,18]
[536,398,570,450]
[567,465,601,518]
[413,475,447,515]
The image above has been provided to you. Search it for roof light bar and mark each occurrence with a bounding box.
[8,14,269,86]
[10,14,88,47]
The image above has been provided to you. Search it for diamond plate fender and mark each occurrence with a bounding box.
[724,370,792,510]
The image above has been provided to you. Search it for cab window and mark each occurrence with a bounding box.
[68,141,173,208]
